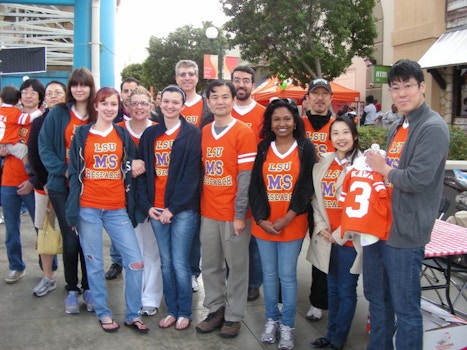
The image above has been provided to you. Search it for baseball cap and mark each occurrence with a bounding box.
[308,78,332,93]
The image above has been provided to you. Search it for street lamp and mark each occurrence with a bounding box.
[205,26,223,79]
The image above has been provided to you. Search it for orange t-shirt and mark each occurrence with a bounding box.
[201,119,257,221]
[385,122,409,194]
[1,124,31,186]
[302,117,335,159]
[116,119,156,147]
[182,97,203,127]
[0,105,40,143]
[64,109,89,163]
[153,123,181,208]
[251,142,308,242]
[80,127,125,210]
[232,102,266,144]
[321,159,344,232]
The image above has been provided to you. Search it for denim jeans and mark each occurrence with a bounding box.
[150,210,198,319]
[249,235,263,288]
[2,186,35,271]
[326,244,359,347]
[256,237,303,327]
[49,189,88,292]
[109,241,122,266]
[363,240,424,350]
[78,207,143,322]
[189,216,201,277]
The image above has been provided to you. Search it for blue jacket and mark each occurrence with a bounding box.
[38,103,78,193]
[136,116,201,216]
[65,123,138,228]
[386,102,449,248]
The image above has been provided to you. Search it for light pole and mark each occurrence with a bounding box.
[205,26,223,79]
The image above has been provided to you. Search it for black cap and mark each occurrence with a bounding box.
[308,78,332,93]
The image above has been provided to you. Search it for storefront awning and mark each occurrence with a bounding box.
[418,29,467,69]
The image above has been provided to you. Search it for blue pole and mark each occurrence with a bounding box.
[100,0,115,87]
[73,0,92,70]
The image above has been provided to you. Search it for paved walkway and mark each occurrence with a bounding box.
[0,213,464,349]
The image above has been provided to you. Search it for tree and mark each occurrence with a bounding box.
[220,0,377,85]
[120,63,146,86]
[141,22,226,93]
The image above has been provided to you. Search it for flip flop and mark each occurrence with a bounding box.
[159,315,176,329]
[175,317,191,331]
[99,319,120,333]
[124,319,149,334]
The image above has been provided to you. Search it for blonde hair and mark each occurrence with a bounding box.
[130,86,153,103]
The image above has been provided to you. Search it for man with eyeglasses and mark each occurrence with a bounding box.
[303,78,335,323]
[365,59,449,350]
[174,59,213,293]
[231,65,265,302]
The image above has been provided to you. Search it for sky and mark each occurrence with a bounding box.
[114,0,229,74]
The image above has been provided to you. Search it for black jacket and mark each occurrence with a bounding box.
[249,136,317,224]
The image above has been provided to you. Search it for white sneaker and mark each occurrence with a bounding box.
[278,324,295,349]
[139,306,158,316]
[260,318,280,343]
[5,269,25,284]
[192,275,199,292]
[306,306,322,321]
[33,277,57,296]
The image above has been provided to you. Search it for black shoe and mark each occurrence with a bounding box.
[247,287,260,301]
[105,263,122,280]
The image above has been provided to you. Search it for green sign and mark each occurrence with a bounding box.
[372,65,391,84]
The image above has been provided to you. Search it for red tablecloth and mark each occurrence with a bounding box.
[425,219,467,258]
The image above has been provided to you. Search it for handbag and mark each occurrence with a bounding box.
[37,214,62,255]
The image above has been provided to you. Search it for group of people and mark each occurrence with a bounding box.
[0,58,449,350]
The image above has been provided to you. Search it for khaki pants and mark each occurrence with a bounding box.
[200,217,251,322]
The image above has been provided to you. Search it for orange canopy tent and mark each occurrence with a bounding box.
[252,76,360,109]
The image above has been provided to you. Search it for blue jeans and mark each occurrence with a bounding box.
[2,186,35,271]
[256,237,303,327]
[189,217,201,277]
[49,189,87,292]
[78,207,143,322]
[363,240,424,350]
[150,210,198,319]
[326,244,359,348]
[109,241,122,266]
[249,235,263,288]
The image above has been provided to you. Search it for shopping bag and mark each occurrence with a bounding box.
[37,214,62,254]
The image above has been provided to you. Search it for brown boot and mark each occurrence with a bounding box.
[195,306,225,334]
[220,321,241,338]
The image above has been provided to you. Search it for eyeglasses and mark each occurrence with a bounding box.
[177,72,197,78]
[233,78,252,85]
[388,83,418,94]
[130,101,151,107]
[21,90,39,96]
[46,91,65,97]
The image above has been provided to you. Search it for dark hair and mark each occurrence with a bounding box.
[66,67,97,122]
[120,77,140,91]
[388,59,424,86]
[161,84,186,104]
[0,85,21,105]
[365,95,374,104]
[231,66,255,83]
[329,115,360,164]
[19,79,46,107]
[94,87,121,110]
[260,99,304,141]
[205,80,236,99]
[45,80,67,92]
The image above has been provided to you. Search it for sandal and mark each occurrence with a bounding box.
[311,337,330,348]
[124,319,149,334]
[175,317,191,330]
[99,318,120,333]
[159,315,176,329]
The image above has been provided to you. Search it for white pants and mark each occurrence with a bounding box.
[134,219,163,308]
